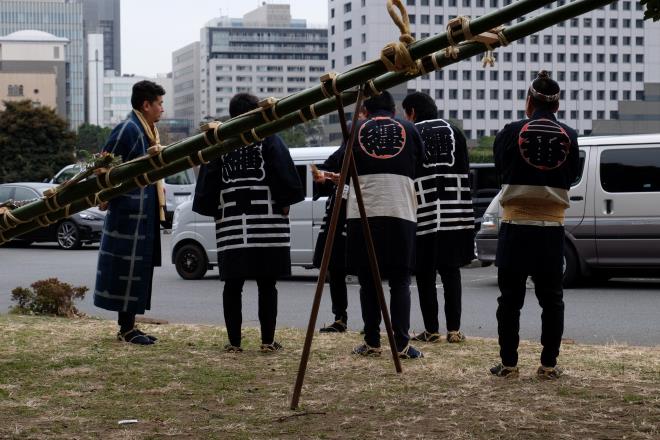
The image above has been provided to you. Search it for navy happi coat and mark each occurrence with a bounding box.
[494,110,579,272]
[193,135,304,280]
[414,119,475,271]
[94,112,161,314]
[343,111,425,276]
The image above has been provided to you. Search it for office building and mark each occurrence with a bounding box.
[0,30,68,118]
[329,0,660,138]
[0,0,84,128]
[172,42,201,127]
[82,0,121,74]
[198,3,328,121]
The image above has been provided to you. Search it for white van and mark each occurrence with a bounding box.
[475,134,660,286]
[170,146,338,279]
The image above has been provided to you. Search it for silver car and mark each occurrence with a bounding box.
[170,146,339,279]
[476,134,660,286]
[0,182,106,249]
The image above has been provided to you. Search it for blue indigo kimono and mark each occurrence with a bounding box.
[94,112,161,314]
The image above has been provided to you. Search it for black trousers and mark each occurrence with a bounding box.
[328,268,348,323]
[118,312,135,333]
[223,278,278,347]
[496,268,564,367]
[415,266,462,333]
[358,269,411,351]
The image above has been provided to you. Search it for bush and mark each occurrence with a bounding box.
[10,278,88,317]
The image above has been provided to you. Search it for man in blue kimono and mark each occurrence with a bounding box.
[193,93,304,353]
[402,92,475,344]
[94,80,165,345]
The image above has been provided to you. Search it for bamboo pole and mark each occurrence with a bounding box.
[0,0,557,233]
[0,0,618,245]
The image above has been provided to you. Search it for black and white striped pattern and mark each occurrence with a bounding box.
[216,186,290,252]
[415,174,474,235]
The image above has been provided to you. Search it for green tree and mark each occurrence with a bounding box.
[0,100,76,183]
[469,136,496,163]
[76,123,112,154]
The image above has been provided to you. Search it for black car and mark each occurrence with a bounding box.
[0,182,106,249]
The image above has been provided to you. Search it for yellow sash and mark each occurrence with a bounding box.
[133,110,166,221]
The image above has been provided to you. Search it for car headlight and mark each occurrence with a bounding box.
[480,213,499,231]
[79,211,102,221]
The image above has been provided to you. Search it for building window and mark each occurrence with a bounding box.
[344,2,351,13]
[7,85,24,97]
[344,55,352,65]
[490,90,499,100]
[344,20,352,30]
[462,89,471,99]
[462,71,471,80]
[344,38,352,48]
[435,89,444,99]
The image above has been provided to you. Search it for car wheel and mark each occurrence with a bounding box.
[175,243,208,280]
[57,221,82,250]
[562,243,579,288]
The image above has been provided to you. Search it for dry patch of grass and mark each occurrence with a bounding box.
[0,314,658,439]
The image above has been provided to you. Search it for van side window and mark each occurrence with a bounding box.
[600,147,660,193]
[295,165,308,196]
[572,150,586,186]
[165,170,193,185]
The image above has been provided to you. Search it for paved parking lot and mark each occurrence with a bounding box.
[1,234,659,346]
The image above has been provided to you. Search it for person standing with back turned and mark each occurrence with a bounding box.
[490,71,579,379]
[402,92,475,345]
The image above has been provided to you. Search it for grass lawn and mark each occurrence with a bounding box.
[0,314,658,439]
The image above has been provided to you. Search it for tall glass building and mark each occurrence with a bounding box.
[0,0,84,129]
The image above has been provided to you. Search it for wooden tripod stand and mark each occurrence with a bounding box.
[290,85,403,410]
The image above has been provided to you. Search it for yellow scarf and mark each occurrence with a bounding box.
[133,109,166,221]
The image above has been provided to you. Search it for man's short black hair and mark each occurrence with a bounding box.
[402,92,438,123]
[528,70,560,112]
[364,90,395,115]
[229,93,259,118]
[131,80,165,110]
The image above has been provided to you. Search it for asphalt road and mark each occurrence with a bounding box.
[1,233,659,346]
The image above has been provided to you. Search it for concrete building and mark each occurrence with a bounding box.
[101,72,146,127]
[0,0,84,129]
[100,72,173,128]
[87,33,104,126]
[82,0,121,74]
[198,3,328,121]
[172,42,201,127]
[329,0,660,139]
[592,83,660,135]
[0,30,68,118]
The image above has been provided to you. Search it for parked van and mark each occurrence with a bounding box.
[170,146,338,279]
[475,134,660,286]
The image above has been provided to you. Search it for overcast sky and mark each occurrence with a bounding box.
[120,0,328,77]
